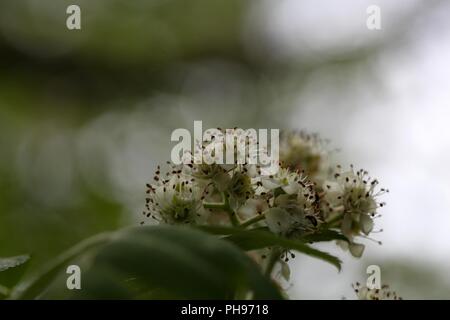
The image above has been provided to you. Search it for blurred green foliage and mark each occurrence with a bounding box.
[0,0,249,280]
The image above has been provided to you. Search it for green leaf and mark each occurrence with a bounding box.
[0,284,10,299]
[0,255,30,289]
[300,229,349,243]
[196,225,244,235]
[200,226,343,271]
[197,225,268,235]
[224,229,342,271]
[12,226,283,300]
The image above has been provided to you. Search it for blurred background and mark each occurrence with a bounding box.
[1,0,449,299]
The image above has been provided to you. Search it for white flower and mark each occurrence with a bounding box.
[258,167,306,195]
[337,240,365,258]
[265,207,294,236]
[322,166,386,238]
[227,171,256,209]
[264,177,320,237]
[321,166,387,257]
[143,172,207,225]
[238,198,269,220]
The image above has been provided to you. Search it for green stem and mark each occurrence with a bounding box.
[229,213,240,227]
[203,202,226,210]
[203,192,240,226]
[241,214,265,228]
[226,209,240,227]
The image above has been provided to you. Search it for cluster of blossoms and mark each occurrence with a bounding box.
[143,130,387,260]
[352,282,402,300]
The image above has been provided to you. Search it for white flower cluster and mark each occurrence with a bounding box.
[142,130,387,258]
[321,166,388,257]
[352,282,402,300]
